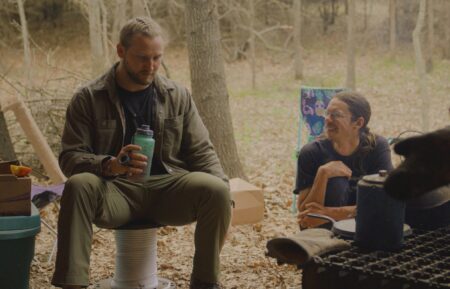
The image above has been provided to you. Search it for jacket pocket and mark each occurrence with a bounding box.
[95,119,119,154]
[98,119,117,129]
[164,114,183,128]
[162,114,183,157]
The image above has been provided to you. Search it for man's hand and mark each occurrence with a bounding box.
[297,202,332,229]
[297,202,356,229]
[106,144,148,177]
[319,161,352,179]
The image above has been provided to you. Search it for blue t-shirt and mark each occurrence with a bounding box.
[294,135,393,207]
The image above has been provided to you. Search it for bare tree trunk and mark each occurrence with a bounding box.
[293,0,303,80]
[363,0,368,31]
[413,0,429,132]
[346,0,356,90]
[426,0,434,72]
[17,0,32,88]
[427,0,434,53]
[389,0,397,53]
[142,0,154,18]
[99,0,110,66]
[185,0,246,179]
[140,5,172,80]
[0,110,16,161]
[444,0,450,59]
[227,0,246,62]
[132,0,146,17]
[230,3,240,61]
[88,0,105,76]
[249,0,256,89]
[112,0,127,46]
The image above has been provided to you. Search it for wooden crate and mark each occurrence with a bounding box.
[0,161,31,216]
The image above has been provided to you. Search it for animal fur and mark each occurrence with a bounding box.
[384,127,450,200]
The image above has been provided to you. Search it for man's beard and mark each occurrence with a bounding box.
[124,59,153,86]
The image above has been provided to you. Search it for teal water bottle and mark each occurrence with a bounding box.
[132,124,155,177]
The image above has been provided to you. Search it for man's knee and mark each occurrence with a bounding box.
[190,172,231,211]
[209,180,231,213]
[62,173,103,204]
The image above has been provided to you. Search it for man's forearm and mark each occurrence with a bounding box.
[299,167,328,211]
[329,205,356,221]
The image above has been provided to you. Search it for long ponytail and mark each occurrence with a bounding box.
[334,91,377,174]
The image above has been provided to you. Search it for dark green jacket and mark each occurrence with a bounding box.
[59,64,227,183]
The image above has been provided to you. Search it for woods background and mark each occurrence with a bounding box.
[1,0,449,173]
[0,0,449,288]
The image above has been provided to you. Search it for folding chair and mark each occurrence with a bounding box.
[291,86,344,214]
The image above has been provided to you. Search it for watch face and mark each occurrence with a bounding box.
[118,154,131,166]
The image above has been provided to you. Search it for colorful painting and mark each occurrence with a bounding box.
[297,86,344,148]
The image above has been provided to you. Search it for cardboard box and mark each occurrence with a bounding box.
[229,178,264,225]
[0,161,31,216]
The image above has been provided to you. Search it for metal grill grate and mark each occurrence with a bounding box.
[303,225,450,289]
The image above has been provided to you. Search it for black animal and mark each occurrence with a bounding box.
[384,127,450,200]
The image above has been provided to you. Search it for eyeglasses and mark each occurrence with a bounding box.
[325,110,348,120]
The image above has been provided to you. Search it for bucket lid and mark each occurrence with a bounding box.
[0,203,40,231]
[361,170,389,184]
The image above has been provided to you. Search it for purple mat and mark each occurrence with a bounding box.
[31,183,65,209]
[31,183,65,198]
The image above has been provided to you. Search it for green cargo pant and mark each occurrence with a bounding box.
[51,171,231,288]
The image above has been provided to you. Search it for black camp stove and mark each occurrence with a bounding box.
[302,225,450,289]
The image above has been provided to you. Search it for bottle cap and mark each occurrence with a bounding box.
[136,124,153,137]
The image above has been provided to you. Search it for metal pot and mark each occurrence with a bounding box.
[355,170,406,251]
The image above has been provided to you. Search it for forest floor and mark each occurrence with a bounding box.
[2,40,449,289]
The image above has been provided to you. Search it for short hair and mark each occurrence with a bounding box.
[119,17,165,48]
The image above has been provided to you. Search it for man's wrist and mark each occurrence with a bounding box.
[318,166,329,179]
[334,206,356,220]
[102,157,117,177]
[345,206,357,218]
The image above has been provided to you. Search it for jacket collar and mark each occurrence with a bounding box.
[154,73,175,103]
